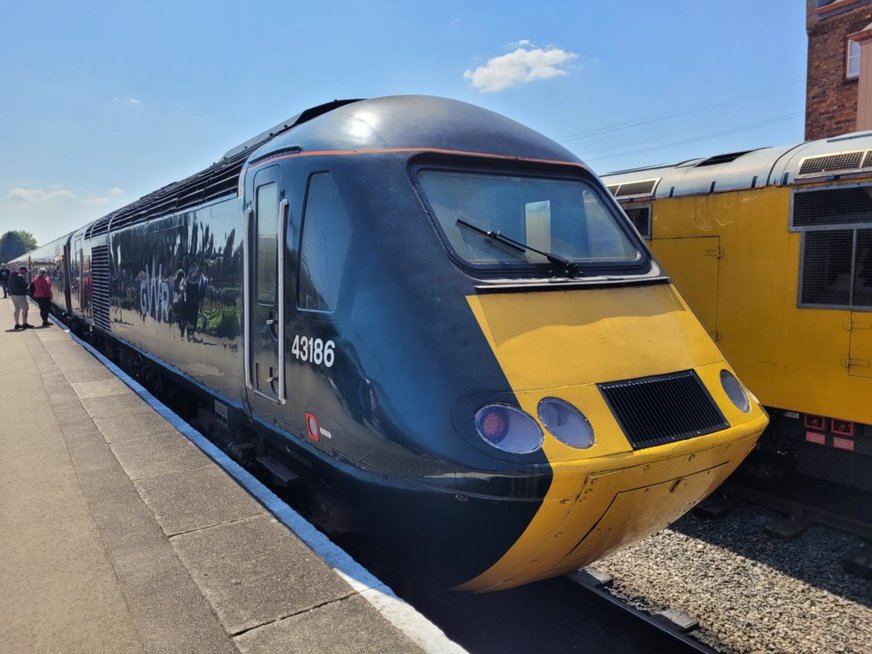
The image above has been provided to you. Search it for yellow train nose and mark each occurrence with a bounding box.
[456,425,762,591]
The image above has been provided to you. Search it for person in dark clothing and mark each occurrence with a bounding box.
[8,266,33,330]
[0,263,9,298]
[32,267,53,327]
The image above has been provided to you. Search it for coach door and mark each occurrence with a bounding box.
[244,166,287,404]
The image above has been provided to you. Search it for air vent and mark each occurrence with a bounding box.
[91,245,111,332]
[792,186,872,227]
[624,206,651,239]
[598,370,728,450]
[612,178,660,199]
[695,150,753,167]
[798,151,865,177]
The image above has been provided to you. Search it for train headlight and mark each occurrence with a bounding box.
[474,404,543,454]
[537,398,595,449]
[720,369,750,413]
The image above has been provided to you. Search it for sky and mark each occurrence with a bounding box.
[0,0,808,246]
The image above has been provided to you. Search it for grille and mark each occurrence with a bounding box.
[91,245,111,332]
[615,179,659,198]
[599,370,728,450]
[800,230,853,306]
[799,151,864,176]
[624,206,651,239]
[793,186,872,227]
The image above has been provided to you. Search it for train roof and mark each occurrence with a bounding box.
[601,130,872,201]
[80,96,583,240]
[248,95,582,164]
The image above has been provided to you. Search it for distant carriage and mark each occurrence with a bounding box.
[603,132,872,491]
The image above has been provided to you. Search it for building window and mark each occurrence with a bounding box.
[848,39,861,79]
[793,185,872,309]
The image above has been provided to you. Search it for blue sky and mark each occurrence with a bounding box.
[0,0,807,245]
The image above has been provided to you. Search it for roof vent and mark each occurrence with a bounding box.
[695,150,753,167]
[610,178,660,199]
[798,150,865,177]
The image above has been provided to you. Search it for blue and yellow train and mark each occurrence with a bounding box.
[19,96,767,591]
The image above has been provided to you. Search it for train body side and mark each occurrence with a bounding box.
[603,133,872,490]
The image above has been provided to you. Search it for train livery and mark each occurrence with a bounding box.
[603,132,872,492]
[20,96,767,591]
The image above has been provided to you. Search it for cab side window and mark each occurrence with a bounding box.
[298,172,352,312]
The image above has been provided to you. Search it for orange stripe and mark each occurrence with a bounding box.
[247,147,585,171]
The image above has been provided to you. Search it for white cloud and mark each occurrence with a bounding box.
[464,42,579,93]
[8,188,76,203]
[129,98,141,104]
[109,187,124,196]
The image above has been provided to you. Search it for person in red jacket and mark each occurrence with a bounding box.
[32,267,53,327]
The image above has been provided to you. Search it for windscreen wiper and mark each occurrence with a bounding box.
[456,218,582,277]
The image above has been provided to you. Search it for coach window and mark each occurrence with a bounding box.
[298,172,352,312]
[256,183,278,304]
[623,205,652,239]
[793,185,872,309]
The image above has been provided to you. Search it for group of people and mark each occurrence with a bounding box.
[0,263,54,330]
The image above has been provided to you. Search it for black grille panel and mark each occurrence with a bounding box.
[599,370,728,449]
[800,230,853,306]
[799,151,864,176]
[615,179,658,198]
[793,186,872,227]
[91,245,111,332]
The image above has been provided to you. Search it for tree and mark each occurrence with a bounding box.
[0,231,38,262]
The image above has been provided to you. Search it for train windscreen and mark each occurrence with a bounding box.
[418,170,642,274]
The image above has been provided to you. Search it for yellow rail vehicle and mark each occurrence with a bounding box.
[603,133,872,491]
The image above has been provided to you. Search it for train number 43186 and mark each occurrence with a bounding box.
[291,335,336,367]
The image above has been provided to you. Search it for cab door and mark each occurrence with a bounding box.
[244,166,287,403]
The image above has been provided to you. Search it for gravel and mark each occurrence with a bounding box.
[594,502,872,654]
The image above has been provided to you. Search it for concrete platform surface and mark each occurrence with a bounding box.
[0,297,465,654]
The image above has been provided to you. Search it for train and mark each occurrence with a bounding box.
[16,95,768,591]
[602,131,872,492]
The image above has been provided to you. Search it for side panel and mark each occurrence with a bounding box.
[649,187,871,423]
[99,199,245,405]
[650,236,720,338]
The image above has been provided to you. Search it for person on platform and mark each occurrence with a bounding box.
[8,266,33,330]
[0,263,10,298]
[32,268,53,327]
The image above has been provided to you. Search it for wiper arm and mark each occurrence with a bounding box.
[456,218,582,277]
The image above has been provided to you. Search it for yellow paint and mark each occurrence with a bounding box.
[645,186,872,423]
[459,284,767,591]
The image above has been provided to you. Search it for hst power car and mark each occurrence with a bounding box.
[21,96,767,591]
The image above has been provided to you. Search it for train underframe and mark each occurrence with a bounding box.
[742,407,872,493]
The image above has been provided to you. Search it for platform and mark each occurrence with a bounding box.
[0,297,465,654]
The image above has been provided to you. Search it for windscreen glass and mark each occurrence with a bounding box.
[418,170,641,271]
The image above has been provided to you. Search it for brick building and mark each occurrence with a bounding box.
[806,0,872,139]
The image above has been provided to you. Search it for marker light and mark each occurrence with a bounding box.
[720,370,750,414]
[474,404,543,454]
[305,412,321,442]
[537,398,595,449]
